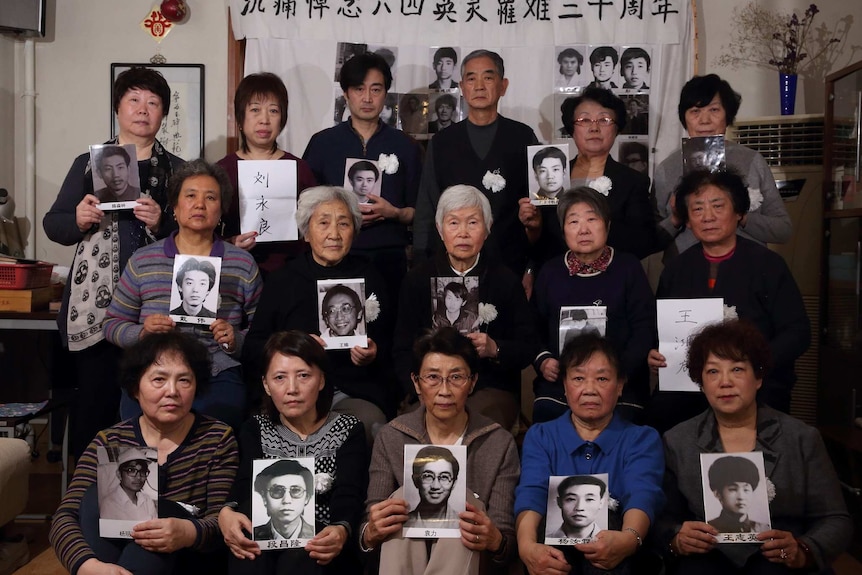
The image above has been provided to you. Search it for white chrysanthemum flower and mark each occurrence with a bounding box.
[590,176,613,196]
[723,305,738,320]
[478,303,498,325]
[377,153,399,175]
[482,170,506,193]
[766,478,776,502]
[315,472,334,494]
[608,497,620,512]
[365,293,380,322]
[748,187,763,211]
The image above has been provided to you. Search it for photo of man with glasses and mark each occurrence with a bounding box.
[99,447,157,522]
[317,280,367,348]
[404,445,463,530]
[252,459,316,542]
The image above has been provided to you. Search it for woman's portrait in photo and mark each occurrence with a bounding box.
[96,446,158,537]
[169,255,221,323]
[89,144,141,207]
[403,444,467,537]
[428,46,460,91]
[343,159,381,204]
[317,279,367,348]
[545,474,609,543]
[554,46,585,91]
[430,277,480,335]
[251,458,316,543]
[381,92,399,128]
[398,93,429,136]
[701,453,771,536]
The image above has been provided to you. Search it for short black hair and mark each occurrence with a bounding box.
[411,445,460,486]
[321,284,362,315]
[559,332,623,382]
[175,257,217,293]
[412,326,480,377]
[674,169,750,227]
[253,459,313,502]
[557,48,583,69]
[620,47,651,71]
[167,159,233,216]
[678,74,741,128]
[347,160,379,182]
[708,455,760,492]
[339,52,393,92]
[589,46,618,67]
[261,330,333,421]
[620,141,648,162]
[434,93,457,113]
[433,47,458,65]
[113,66,171,116]
[560,87,627,137]
[95,146,131,171]
[119,332,212,399]
[233,72,289,154]
[532,146,567,172]
[557,475,607,499]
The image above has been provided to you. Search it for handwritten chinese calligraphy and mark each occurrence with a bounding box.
[656,298,723,392]
[237,160,299,242]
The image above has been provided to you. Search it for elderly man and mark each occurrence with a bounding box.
[303,52,422,297]
[413,49,539,280]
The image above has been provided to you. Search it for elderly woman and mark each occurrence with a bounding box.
[653,74,791,260]
[516,333,665,575]
[532,187,655,424]
[219,331,368,574]
[659,320,851,574]
[520,87,655,293]
[218,72,317,275]
[243,186,392,444]
[103,159,262,431]
[43,66,184,457]
[393,185,538,431]
[361,327,520,574]
[646,170,809,432]
[49,332,238,575]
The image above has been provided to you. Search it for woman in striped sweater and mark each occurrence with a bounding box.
[49,332,239,575]
[103,159,262,430]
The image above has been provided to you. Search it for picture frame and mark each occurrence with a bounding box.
[110,63,205,160]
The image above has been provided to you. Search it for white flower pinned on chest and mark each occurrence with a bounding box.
[477,303,498,326]
[364,293,380,322]
[748,187,763,211]
[723,304,738,320]
[482,170,506,193]
[315,472,334,494]
[377,153,399,175]
[590,176,613,196]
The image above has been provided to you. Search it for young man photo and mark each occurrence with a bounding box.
[620,47,651,90]
[547,475,607,541]
[429,46,459,90]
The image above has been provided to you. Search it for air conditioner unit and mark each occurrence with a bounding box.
[728,114,825,425]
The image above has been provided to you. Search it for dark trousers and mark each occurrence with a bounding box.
[71,340,122,459]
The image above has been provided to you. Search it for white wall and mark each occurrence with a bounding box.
[22,0,229,264]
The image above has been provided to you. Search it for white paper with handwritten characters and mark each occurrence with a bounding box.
[238,160,298,242]
[657,298,723,392]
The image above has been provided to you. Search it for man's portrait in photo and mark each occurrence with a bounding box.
[554,47,585,90]
[620,46,651,90]
[619,141,649,175]
[317,279,368,348]
[545,474,609,543]
[428,93,459,134]
[587,46,619,90]
[89,144,141,207]
[559,306,606,352]
[620,94,649,135]
[701,453,771,537]
[343,159,381,204]
[97,446,157,537]
[169,255,221,324]
[403,444,467,538]
[528,145,569,204]
[398,93,429,136]
[429,46,460,91]
[251,458,316,544]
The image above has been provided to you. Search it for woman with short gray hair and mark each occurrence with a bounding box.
[244,185,392,445]
[394,185,538,431]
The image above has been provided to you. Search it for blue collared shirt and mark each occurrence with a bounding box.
[515,411,665,524]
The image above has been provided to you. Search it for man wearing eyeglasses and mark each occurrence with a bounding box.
[404,445,462,529]
[320,284,365,338]
[253,459,315,541]
[100,447,157,521]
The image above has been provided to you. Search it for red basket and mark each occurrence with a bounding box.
[0,262,55,290]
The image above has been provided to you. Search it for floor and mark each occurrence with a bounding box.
[8,423,862,575]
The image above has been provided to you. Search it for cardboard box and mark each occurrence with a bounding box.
[0,286,53,312]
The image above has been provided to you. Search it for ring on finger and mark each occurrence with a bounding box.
[475,534,479,543]
[779,548,787,561]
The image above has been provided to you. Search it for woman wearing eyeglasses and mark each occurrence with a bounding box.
[519,87,656,288]
[219,330,368,575]
[360,327,520,575]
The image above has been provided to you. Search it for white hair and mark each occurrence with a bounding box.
[295,186,362,238]
[435,185,493,235]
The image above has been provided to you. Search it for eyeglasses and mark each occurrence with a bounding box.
[267,485,306,500]
[574,117,616,128]
[324,303,356,317]
[420,471,454,486]
[119,466,149,477]
[416,373,472,388]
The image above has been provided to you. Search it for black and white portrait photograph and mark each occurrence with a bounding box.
[369,44,398,73]
[554,46,586,91]
[553,92,575,142]
[402,444,467,539]
[343,158,382,204]
[544,474,609,545]
[528,144,570,205]
[618,140,650,175]
[700,453,772,542]
[381,92,399,128]
[169,255,222,326]
[334,42,367,82]
[619,94,649,135]
[89,144,141,210]
[317,278,367,349]
[587,45,619,90]
[682,135,727,175]
[559,306,607,352]
[619,46,652,90]
[333,88,350,125]
[97,445,158,539]
[430,276,480,335]
[428,46,460,91]
[398,93,429,137]
[428,93,460,134]
[251,458,316,549]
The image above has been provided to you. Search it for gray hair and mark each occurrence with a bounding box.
[435,185,493,236]
[295,186,362,238]
[461,49,505,79]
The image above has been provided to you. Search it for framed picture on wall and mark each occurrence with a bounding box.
[110,63,205,160]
